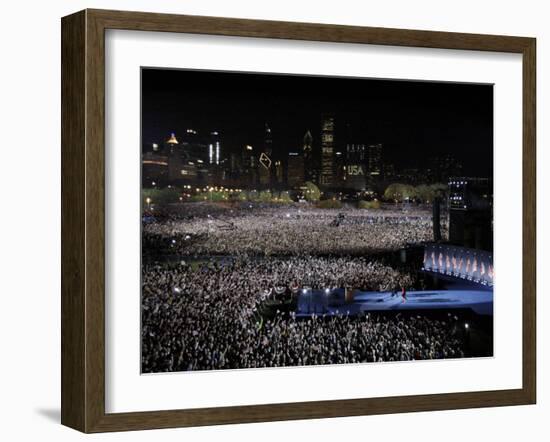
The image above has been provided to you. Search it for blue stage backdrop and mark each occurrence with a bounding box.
[423,243,493,287]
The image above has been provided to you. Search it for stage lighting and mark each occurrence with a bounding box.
[465,323,469,329]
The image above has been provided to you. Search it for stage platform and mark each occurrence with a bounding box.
[296,288,493,317]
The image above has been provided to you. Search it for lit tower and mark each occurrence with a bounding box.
[264,123,273,156]
[259,123,274,186]
[164,132,186,184]
[302,130,312,179]
[242,144,257,184]
[165,132,179,154]
[209,131,221,165]
[367,143,382,183]
[320,114,335,187]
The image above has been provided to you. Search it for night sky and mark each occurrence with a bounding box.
[141,68,493,177]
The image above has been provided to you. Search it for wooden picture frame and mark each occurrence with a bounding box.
[61,8,536,433]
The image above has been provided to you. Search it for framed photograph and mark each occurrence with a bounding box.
[61,9,536,433]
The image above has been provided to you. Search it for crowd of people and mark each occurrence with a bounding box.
[141,258,466,372]
[143,205,448,258]
[139,202,473,373]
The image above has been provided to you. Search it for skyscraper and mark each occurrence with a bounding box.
[344,143,367,190]
[259,123,274,186]
[208,131,221,165]
[264,123,273,156]
[241,144,257,185]
[368,143,382,178]
[303,130,316,183]
[320,114,335,187]
[448,177,492,250]
[287,151,305,187]
[165,132,179,154]
[163,132,198,183]
[275,160,284,184]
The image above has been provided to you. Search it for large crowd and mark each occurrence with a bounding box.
[141,203,470,373]
[142,258,465,372]
[143,205,448,258]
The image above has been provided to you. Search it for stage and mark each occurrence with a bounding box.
[296,288,493,317]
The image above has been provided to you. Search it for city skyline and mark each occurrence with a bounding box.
[142,68,494,179]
